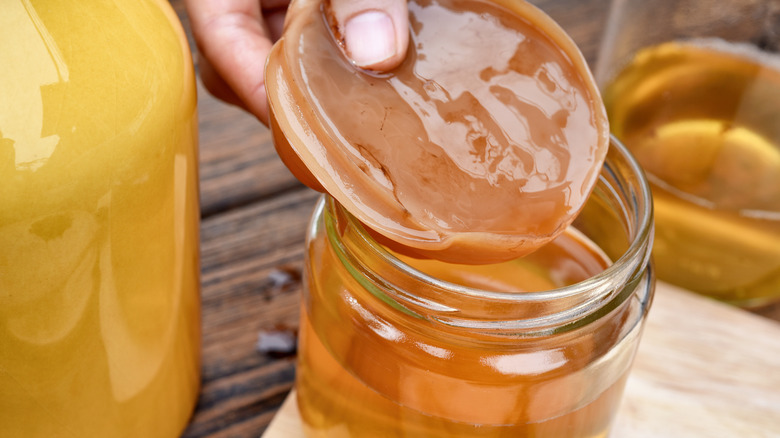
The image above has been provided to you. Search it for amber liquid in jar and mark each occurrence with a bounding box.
[296,198,647,437]
[604,40,780,305]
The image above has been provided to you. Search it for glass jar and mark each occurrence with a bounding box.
[0,1,200,436]
[296,136,654,437]
[596,0,780,306]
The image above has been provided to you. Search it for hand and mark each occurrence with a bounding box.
[186,0,410,125]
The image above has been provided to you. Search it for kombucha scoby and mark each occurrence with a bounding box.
[266,0,609,264]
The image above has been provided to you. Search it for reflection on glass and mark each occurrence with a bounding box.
[0,1,201,436]
[598,0,780,306]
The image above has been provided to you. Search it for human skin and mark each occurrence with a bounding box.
[185,0,410,125]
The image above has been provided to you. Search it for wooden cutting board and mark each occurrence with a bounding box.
[262,282,780,437]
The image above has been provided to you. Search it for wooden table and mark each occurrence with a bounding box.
[167,1,780,436]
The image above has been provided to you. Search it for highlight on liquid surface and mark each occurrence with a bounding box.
[603,39,780,305]
[297,203,643,437]
[267,0,609,264]
[0,1,200,436]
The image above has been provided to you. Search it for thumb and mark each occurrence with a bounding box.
[327,0,409,71]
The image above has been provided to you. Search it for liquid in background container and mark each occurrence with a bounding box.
[597,0,780,307]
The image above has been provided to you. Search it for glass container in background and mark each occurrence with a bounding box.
[296,137,654,437]
[0,1,201,436]
[596,0,780,307]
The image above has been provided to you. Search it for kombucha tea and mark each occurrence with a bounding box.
[604,40,780,305]
[296,201,646,437]
[0,1,200,436]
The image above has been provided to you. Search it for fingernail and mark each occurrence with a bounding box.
[345,11,396,68]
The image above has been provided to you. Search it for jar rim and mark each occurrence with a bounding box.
[322,135,654,334]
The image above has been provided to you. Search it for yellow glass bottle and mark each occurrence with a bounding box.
[0,1,200,436]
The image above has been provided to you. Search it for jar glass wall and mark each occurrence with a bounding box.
[296,136,654,437]
[596,0,780,307]
[0,1,200,436]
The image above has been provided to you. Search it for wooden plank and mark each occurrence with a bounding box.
[613,283,780,437]
[261,282,780,438]
[529,0,611,65]
[196,85,305,218]
[182,189,320,438]
[754,300,780,321]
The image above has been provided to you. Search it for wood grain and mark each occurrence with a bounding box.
[197,86,305,218]
[165,0,780,436]
[261,283,780,438]
[182,189,319,437]
[529,0,611,65]
[612,283,780,437]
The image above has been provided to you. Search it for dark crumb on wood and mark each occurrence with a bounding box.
[257,324,298,358]
[268,266,302,290]
[755,5,780,53]
[261,266,302,302]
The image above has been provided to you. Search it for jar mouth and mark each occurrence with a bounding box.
[322,135,654,334]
